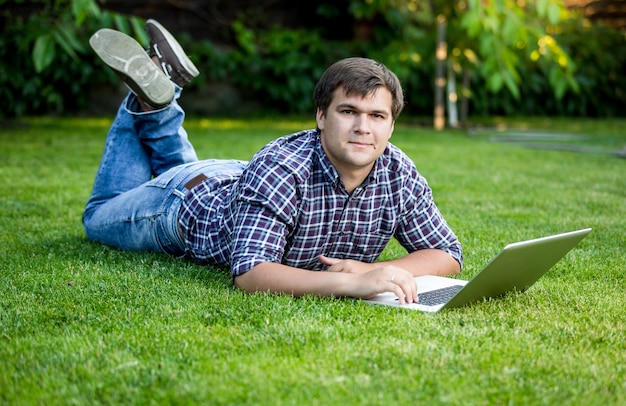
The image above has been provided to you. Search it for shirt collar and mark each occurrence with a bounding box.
[314,130,380,190]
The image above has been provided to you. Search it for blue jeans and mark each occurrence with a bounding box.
[82,90,245,256]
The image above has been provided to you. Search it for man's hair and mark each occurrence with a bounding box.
[313,57,404,120]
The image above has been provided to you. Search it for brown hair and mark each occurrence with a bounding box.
[313,57,404,120]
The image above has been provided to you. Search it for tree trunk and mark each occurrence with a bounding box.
[460,68,471,129]
[447,60,458,128]
[434,15,447,131]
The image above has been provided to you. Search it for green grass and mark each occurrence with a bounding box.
[1,115,625,405]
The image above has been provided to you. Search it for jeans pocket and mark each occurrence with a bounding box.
[146,161,207,189]
[146,169,183,189]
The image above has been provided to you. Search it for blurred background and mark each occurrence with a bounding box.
[1,0,625,126]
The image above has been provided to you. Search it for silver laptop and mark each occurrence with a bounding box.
[366,228,592,312]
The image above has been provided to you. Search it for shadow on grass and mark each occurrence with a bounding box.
[34,234,233,289]
[468,128,626,158]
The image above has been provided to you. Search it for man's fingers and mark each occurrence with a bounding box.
[319,255,340,266]
[389,274,418,304]
[320,256,345,273]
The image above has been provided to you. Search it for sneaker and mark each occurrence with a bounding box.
[146,19,199,87]
[90,28,174,108]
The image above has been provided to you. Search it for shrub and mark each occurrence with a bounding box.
[1,1,624,118]
[467,19,626,117]
[0,0,146,118]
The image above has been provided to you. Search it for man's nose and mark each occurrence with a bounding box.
[353,114,371,133]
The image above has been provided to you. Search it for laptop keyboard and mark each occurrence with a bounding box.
[417,284,464,306]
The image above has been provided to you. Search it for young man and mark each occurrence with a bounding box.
[84,20,462,304]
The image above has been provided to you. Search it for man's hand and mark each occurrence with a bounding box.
[318,255,373,274]
[320,249,460,278]
[347,265,418,304]
[319,255,418,303]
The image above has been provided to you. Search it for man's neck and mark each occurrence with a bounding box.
[341,173,369,194]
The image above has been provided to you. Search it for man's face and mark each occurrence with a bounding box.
[316,87,395,186]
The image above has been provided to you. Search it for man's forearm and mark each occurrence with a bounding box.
[233,260,421,303]
[377,249,460,277]
[235,249,460,296]
[234,262,353,297]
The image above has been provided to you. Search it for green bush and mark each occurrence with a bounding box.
[468,20,626,117]
[559,20,626,117]
[1,1,624,118]
[0,0,146,118]
[1,16,95,116]
[227,22,357,114]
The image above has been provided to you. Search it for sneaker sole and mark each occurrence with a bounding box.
[89,29,174,108]
[146,19,199,77]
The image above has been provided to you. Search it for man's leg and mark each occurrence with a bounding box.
[83,90,197,216]
[82,158,215,255]
[83,22,200,254]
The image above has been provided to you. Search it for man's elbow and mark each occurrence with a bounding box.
[233,270,256,293]
[440,255,461,277]
[232,263,274,294]
[445,262,461,276]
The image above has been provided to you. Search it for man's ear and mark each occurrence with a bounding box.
[315,108,325,131]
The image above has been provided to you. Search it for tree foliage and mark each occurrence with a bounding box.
[0,0,146,117]
[342,0,583,125]
[461,0,579,99]
[0,0,624,119]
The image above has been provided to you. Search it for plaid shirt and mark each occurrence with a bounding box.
[178,129,462,276]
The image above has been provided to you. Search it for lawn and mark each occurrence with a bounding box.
[0,115,624,405]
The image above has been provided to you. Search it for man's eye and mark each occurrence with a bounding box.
[341,110,355,115]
